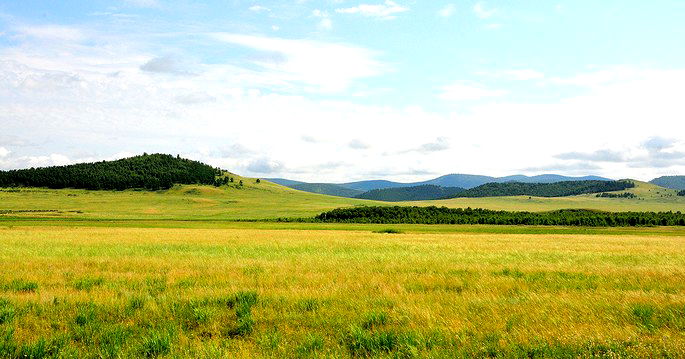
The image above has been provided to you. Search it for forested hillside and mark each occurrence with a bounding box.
[0,154,219,190]
[450,180,635,198]
[315,206,685,226]
[355,184,465,202]
[290,183,364,198]
[650,176,685,190]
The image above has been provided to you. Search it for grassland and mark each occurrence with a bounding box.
[1,180,685,222]
[1,224,684,357]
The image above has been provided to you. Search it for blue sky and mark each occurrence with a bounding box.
[1,0,685,181]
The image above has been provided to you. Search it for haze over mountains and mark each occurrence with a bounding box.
[267,174,613,198]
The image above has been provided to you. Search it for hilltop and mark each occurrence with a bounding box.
[0,154,220,190]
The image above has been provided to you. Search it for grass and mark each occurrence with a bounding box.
[1,180,685,222]
[1,225,684,357]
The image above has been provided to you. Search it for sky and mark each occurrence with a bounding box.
[1,0,685,182]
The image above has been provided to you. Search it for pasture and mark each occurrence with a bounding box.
[1,180,685,222]
[1,223,684,357]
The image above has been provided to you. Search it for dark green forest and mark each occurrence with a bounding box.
[355,184,465,202]
[314,206,685,226]
[449,180,634,198]
[596,192,636,198]
[679,190,685,196]
[0,154,220,190]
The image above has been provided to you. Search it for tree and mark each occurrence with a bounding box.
[256,179,261,184]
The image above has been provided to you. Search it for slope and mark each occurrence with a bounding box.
[650,176,685,190]
[355,184,465,202]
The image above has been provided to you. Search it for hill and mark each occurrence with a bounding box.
[271,174,613,196]
[451,180,635,198]
[0,154,220,190]
[290,183,364,198]
[650,176,685,190]
[355,184,465,202]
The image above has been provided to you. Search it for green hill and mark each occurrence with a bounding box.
[0,153,219,190]
[650,176,685,190]
[451,180,635,198]
[355,184,465,202]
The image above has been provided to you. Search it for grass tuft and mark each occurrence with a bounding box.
[139,330,171,358]
[361,311,389,330]
[73,277,104,291]
[296,333,324,356]
[0,299,15,325]
[3,279,39,293]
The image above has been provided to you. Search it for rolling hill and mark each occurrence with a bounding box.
[290,183,365,198]
[451,180,635,198]
[650,176,685,190]
[355,184,465,202]
[270,174,613,197]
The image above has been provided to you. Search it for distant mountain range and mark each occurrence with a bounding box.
[267,174,613,198]
[650,176,685,190]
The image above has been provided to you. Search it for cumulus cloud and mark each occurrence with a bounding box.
[0,147,9,158]
[140,56,195,75]
[336,1,408,20]
[553,137,685,170]
[249,5,271,13]
[417,137,450,153]
[246,158,284,174]
[555,149,625,162]
[210,33,385,92]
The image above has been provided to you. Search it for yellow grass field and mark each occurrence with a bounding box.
[1,224,684,357]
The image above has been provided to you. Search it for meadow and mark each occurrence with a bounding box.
[1,223,685,358]
[2,180,685,357]
[1,180,684,222]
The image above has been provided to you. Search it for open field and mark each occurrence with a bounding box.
[1,224,685,357]
[1,180,685,222]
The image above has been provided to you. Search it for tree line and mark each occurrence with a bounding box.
[314,206,685,227]
[0,154,220,190]
[449,180,635,198]
[355,184,465,202]
[679,190,685,196]
[596,192,636,198]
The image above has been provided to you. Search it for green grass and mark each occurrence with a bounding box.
[2,180,685,222]
[1,225,684,357]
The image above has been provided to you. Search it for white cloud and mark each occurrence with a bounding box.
[473,2,496,19]
[439,83,508,101]
[438,4,456,18]
[249,5,271,13]
[140,56,196,75]
[312,10,333,30]
[210,33,386,92]
[336,1,408,20]
[0,147,9,158]
[349,139,370,150]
